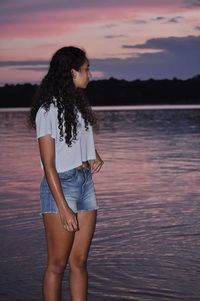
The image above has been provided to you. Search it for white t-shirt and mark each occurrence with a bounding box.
[35,103,96,172]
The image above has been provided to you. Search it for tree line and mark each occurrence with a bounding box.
[0,76,200,107]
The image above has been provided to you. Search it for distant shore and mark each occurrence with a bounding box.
[0,77,200,107]
[1,104,200,112]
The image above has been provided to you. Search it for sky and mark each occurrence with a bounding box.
[0,0,200,84]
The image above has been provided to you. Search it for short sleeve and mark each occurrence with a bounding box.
[35,106,57,139]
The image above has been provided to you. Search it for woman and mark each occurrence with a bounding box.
[30,46,103,301]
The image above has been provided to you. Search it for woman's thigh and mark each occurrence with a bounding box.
[69,210,97,265]
[43,213,75,266]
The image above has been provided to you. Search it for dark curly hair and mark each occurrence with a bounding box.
[29,46,96,146]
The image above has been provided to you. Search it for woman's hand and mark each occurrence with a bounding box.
[59,206,79,232]
[89,149,104,174]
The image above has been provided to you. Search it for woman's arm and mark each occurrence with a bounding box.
[38,135,78,232]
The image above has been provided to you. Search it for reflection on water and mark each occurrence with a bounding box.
[1,108,200,301]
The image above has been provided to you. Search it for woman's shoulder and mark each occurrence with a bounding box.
[38,100,58,114]
[36,101,58,122]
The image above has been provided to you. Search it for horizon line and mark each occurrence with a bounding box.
[1,74,200,87]
[1,104,200,112]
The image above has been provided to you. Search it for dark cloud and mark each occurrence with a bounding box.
[102,24,117,29]
[128,19,147,24]
[1,35,200,80]
[167,16,183,23]
[123,35,200,51]
[151,16,166,21]
[105,34,127,39]
[127,16,183,26]
[151,16,183,23]
[15,67,48,72]
[184,0,200,7]
[95,35,200,79]
[0,60,48,67]
[195,25,200,30]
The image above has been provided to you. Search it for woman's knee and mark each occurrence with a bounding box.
[47,258,67,275]
[69,255,88,271]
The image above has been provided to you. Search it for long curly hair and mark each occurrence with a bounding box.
[29,46,96,146]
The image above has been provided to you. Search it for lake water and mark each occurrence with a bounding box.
[1,107,200,301]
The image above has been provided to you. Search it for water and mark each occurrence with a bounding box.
[1,107,200,301]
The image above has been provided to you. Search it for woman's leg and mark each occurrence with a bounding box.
[68,210,97,301]
[43,213,75,301]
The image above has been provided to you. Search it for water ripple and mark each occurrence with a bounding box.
[1,109,200,300]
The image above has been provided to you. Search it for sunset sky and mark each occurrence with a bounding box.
[0,0,200,84]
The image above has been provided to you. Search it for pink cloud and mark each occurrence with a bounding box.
[0,67,44,84]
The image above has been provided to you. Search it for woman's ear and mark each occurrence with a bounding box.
[71,69,77,79]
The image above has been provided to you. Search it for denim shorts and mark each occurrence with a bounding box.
[40,166,98,214]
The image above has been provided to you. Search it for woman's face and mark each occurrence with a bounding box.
[72,60,92,89]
